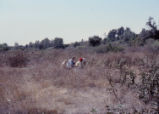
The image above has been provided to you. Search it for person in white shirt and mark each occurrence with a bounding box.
[66,57,76,68]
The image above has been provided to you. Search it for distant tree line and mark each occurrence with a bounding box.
[0,17,159,52]
[0,37,65,51]
[88,17,159,47]
[25,37,64,49]
[0,43,10,51]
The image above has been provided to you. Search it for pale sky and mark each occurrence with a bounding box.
[0,0,159,45]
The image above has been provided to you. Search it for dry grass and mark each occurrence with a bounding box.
[0,48,159,113]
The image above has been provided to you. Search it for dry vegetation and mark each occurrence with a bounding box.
[0,47,159,114]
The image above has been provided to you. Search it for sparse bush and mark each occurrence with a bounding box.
[0,46,159,113]
[8,51,29,67]
[138,64,159,112]
[119,67,136,87]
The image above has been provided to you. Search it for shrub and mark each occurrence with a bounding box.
[8,51,29,67]
[0,43,10,51]
[138,64,159,112]
[89,36,102,47]
[145,39,159,51]
[53,37,64,49]
[95,44,124,53]
[73,42,81,47]
[94,45,108,53]
[106,44,124,52]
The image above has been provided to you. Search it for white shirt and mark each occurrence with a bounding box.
[66,59,74,68]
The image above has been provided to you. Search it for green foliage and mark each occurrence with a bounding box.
[146,17,159,39]
[1,17,159,51]
[107,29,118,41]
[0,43,10,51]
[89,36,102,47]
[121,28,136,42]
[40,38,51,49]
[53,37,64,48]
[91,108,97,113]
[145,39,159,51]
[73,42,81,47]
[128,37,145,47]
[95,44,124,53]
[25,37,64,49]
[140,17,159,41]
[106,27,136,42]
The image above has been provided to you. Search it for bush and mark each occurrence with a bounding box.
[53,37,64,48]
[89,36,102,47]
[8,51,29,67]
[0,43,10,51]
[73,42,81,47]
[95,44,124,53]
[145,39,159,51]
[138,64,159,112]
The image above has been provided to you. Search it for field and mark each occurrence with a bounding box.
[0,47,159,114]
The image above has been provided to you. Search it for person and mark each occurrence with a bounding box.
[75,57,86,68]
[79,57,83,62]
[66,57,76,68]
[79,57,83,68]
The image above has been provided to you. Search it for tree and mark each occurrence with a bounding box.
[0,43,9,51]
[146,17,157,31]
[34,40,40,49]
[139,17,159,41]
[117,27,125,40]
[117,27,125,36]
[105,27,137,42]
[121,27,136,42]
[107,29,118,41]
[89,36,102,47]
[146,17,159,40]
[28,42,34,48]
[139,28,151,41]
[53,37,64,48]
[73,42,80,47]
[40,38,51,49]
[14,42,19,47]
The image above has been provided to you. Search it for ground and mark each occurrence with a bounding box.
[0,48,158,113]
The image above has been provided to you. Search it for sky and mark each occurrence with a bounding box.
[0,0,159,45]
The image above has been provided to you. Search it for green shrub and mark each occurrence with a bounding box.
[0,43,10,51]
[95,44,124,53]
[89,36,102,47]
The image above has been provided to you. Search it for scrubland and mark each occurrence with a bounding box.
[0,47,159,114]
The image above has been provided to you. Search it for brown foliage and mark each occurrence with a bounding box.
[0,47,159,113]
[7,50,29,67]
